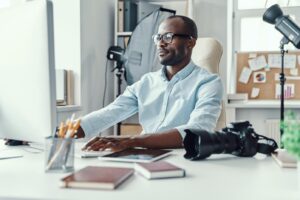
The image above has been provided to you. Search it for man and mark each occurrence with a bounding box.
[79,15,223,152]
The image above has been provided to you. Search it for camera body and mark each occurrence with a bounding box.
[222,121,259,157]
[183,121,278,160]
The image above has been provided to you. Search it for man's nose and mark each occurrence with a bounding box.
[157,39,167,48]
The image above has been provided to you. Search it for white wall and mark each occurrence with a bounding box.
[192,0,228,93]
[80,0,115,116]
[54,0,115,125]
[52,0,81,106]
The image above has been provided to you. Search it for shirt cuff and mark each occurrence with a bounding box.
[175,127,187,139]
[80,116,96,137]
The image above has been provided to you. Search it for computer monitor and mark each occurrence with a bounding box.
[0,0,57,143]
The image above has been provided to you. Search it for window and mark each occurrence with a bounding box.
[238,0,300,10]
[233,0,300,52]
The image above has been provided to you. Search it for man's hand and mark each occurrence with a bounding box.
[82,136,135,152]
[74,126,85,138]
[81,129,183,152]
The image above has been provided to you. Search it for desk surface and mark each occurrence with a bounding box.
[0,142,299,200]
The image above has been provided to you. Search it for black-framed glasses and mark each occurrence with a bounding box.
[152,32,193,44]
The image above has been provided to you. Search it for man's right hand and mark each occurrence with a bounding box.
[81,136,136,152]
[74,126,85,138]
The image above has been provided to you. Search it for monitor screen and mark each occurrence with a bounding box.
[0,0,57,143]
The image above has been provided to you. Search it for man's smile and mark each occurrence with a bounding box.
[158,48,169,57]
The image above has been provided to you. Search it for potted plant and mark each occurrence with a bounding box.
[282,112,300,160]
[282,111,300,188]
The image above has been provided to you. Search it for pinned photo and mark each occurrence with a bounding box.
[253,71,266,83]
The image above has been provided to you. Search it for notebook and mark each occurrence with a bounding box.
[61,166,134,190]
[100,148,172,163]
[135,161,185,179]
[271,149,297,168]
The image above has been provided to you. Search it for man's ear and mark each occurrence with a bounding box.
[188,38,196,49]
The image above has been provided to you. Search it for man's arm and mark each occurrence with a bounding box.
[132,129,183,149]
[79,85,139,137]
[81,129,183,152]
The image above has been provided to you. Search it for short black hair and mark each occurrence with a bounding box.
[166,15,198,39]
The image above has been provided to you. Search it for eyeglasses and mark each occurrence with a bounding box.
[152,32,193,44]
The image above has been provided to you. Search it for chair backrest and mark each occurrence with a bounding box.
[191,37,226,131]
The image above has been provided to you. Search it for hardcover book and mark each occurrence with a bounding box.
[135,161,185,179]
[124,0,137,32]
[61,166,134,190]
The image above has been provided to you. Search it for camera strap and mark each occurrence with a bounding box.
[254,133,278,155]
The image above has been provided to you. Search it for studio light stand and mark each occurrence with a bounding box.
[112,61,125,136]
[263,4,300,167]
[107,46,125,136]
[279,36,289,142]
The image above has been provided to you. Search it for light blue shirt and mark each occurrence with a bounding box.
[81,61,223,138]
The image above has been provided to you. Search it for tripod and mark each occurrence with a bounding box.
[279,36,289,146]
[112,61,125,136]
[271,37,298,167]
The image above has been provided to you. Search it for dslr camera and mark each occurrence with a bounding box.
[183,121,278,160]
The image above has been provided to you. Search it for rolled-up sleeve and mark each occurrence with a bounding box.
[175,75,223,138]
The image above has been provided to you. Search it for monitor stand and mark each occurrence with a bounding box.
[272,149,298,168]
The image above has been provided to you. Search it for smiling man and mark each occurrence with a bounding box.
[78,15,223,152]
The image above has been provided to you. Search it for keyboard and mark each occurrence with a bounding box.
[0,149,23,160]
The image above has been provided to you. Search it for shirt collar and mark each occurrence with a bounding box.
[160,60,196,81]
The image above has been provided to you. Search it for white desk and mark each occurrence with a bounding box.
[0,142,299,200]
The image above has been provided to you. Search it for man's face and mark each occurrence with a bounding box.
[155,18,191,66]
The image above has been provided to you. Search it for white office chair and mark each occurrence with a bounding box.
[191,37,226,131]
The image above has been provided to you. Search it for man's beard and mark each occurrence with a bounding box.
[159,45,186,66]
[160,54,184,66]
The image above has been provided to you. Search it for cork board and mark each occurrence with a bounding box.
[236,51,300,100]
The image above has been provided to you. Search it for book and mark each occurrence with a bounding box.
[56,69,74,106]
[271,149,298,168]
[124,0,137,32]
[227,93,248,104]
[61,166,134,190]
[66,70,74,105]
[56,69,67,106]
[124,36,130,48]
[135,161,185,179]
[118,1,124,32]
[227,93,248,100]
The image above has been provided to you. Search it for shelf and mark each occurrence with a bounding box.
[56,105,82,112]
[226,100,300,108]
[143,0,185,1]
[117,32,132,36]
